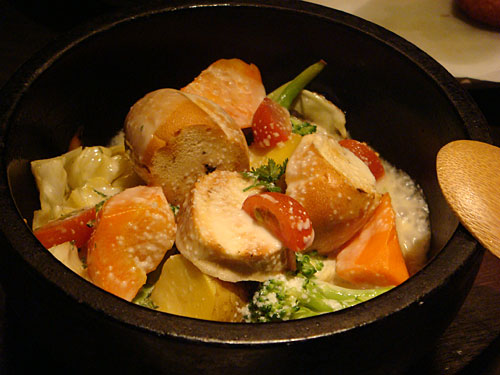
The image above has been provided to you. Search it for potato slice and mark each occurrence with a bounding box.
[151,254,248,322]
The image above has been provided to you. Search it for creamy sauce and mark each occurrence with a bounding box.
[316,158,431,283]
[376,160,431,275]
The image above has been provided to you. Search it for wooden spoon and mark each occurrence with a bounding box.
[436,140,500,257]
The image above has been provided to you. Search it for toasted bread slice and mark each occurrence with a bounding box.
[125,88,250,206]
[286,133,380,254]
[176,170,288,283]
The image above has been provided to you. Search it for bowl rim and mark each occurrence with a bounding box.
[0,0,489,346]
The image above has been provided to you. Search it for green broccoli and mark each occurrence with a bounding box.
[244,251,392,323]
[291,118,317,136]
[295,250,324,277]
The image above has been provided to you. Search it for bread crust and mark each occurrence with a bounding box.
[286,134,380,255]
[176,170,288,283]
[125,89,250,206]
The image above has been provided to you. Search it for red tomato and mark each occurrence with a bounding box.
[242,192,314,252]
[339,139,385,180]
[251,97,292,149]
[33,207,96,249]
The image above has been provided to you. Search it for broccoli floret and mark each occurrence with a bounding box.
[291,118,317,136]
[295,250,324,277]
[244,276,301,322]
[244,252,392,323]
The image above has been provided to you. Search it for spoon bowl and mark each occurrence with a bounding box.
[0,1,490,373]
[437,140,500,257]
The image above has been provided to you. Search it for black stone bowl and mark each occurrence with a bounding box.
[0,1,491,374]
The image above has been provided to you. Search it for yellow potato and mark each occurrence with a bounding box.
[249,133,302,168]
[150,254,248,322]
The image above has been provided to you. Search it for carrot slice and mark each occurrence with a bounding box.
[335,193,409,287]
[86,186,176,301]
[181,58,266,129]
[34,207,96,249]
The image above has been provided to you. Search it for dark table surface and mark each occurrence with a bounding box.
[1,1,500,373]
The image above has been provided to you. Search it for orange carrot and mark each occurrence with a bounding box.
[34,207,96,249]
[86,186,176,301]
[181,58,266,129]
[335,193,409,287]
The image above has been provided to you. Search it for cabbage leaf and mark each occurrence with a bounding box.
[31,144,142,229]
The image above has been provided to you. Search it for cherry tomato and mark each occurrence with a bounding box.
[242,192,314,252]
[339,139,385,180]
[251,97,292,149]
[33,206,96,249]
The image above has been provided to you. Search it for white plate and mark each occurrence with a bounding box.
[308,0,500,83]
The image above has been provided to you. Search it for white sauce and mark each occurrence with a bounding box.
[317,158,431,283]
[376,160,431,274]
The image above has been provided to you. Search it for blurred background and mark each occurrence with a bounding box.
[0,0,499,373]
